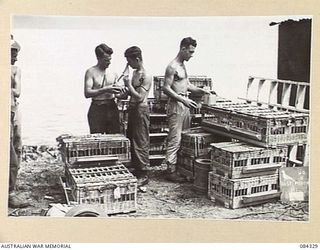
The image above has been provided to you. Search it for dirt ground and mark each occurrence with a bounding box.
[7,145,309,221]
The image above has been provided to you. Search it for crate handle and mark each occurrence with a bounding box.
[242,191,281,204]
[73,155,119,163]
[98,183,118,192]
[213,123,262,140]
[242,164,281,173]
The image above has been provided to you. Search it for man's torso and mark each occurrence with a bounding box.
[129,70,150,105]
[11,65,19,109]
[90,67,117,101]
[169,60,188,95]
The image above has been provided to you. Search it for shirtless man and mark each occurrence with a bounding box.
[123,46,152,186]
[84,43,123,134]
[163,37,210,182]
[9,36,29,208]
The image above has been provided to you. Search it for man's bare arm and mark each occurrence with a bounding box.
[163,66,185,102]
[12,67,21,98]
[124,73,152,102]
[187,81,211,95]
[84,69,120,98]
[163,66,198,108]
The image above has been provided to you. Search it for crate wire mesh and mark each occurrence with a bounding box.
[201,102,309,147]
[57,133,131,164]
[177,151,195,179]
[150,133,167,155]
[65,163,137,214]
[149,114,168,132]
[208,172,281,209]
[211,141,288,179]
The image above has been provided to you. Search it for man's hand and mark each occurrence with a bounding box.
[110,86,122,94]
[182,98,198,109]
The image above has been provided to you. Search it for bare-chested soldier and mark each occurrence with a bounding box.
[84,43,124,134]
[163,37,210,182]
[9,35,29,208]
[123,46,152,187]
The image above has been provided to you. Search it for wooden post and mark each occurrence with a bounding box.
[281,82,292,108]
[296,84,307,110]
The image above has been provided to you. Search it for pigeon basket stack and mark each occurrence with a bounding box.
[208,172,280,209]
[201,101,309,209]
[207,141,287,208]
[177,127,230,180]
[65,161,137,215]
[201,102,309,147]
[56,133,131,166]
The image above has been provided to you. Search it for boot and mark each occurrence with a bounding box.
[165,171,187,183]
[8,193,30,208]
[137,175,149,187]
[134,170,149,187]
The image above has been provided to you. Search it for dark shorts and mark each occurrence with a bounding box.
[87,100,120,134]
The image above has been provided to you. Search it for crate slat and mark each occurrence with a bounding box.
[202,102,309,147]
[210,141,287,179]
[208,172,280,209]
[65,163,137,215]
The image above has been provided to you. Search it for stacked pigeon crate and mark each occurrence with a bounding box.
[148,98,168,166]
[56,133,131,166]
[201,102,309,209]
[176,127,230,181]
[56,134,137,214]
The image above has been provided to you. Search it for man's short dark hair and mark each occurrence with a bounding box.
[95,44,113,59]
[124,46,142,60]
[180,37,197,49]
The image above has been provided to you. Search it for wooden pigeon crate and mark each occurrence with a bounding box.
[177,151,195,180]
[210,141,287,179]
[65,162,137,215]
[208,172,281,209]
[56,133,131,164]
[180,127,230,158]
[149,133,167,155]
[201,102,309,147]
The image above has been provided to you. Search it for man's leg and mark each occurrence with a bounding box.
[127,106,150,186]
[8,113,29,208]
[88,103,106,133]
[9,139,19,193]
[13,107,22,165]
[106,101,120,134]
[165,101,189,182]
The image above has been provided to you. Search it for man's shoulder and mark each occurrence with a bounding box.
[142,72,152,86]
[166,60,179,72]
[85,66,96,75]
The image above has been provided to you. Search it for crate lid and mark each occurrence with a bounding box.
[203,102,308,119]
[68,164,137,184]
[210,141,264,153]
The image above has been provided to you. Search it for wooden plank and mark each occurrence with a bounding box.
[257,79,265,102]
[281,82,292,107]
[238,97,309,114]
[296,85,307,109]
[268,80,278,105]
[246,77,255,100]
[249,76,310,86]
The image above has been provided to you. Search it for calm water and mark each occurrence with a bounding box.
[13,16,280,145]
